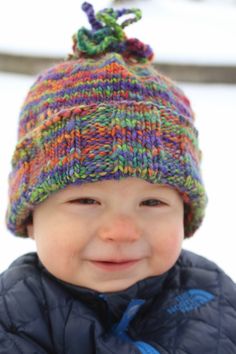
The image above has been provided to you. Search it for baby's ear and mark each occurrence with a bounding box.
[27,223,34,239]
[25,213,35,239]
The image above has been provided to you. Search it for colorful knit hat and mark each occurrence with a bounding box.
[6,2,207,238]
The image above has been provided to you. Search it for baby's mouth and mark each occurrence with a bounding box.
[90,259,140,271]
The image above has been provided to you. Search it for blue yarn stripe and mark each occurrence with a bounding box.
[135,341,161,354]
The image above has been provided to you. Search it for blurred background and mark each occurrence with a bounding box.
[1,0,236,280]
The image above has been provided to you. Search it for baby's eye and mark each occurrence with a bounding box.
[141,199,165,207]
[69,198,99,205]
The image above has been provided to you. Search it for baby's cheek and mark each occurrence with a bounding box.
[151,229,183,275]
[166,231,183,261]
[35,232,69,273]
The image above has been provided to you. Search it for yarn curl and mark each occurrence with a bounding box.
[68,2,154,63]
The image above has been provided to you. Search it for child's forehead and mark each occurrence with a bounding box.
[59,178,175,195]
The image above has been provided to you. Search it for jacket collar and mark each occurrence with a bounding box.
[13,252,173,323]
[40,259,170,320]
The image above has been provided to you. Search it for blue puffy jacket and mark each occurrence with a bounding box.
[0,249,236,353]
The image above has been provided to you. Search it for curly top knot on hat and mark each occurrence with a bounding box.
[68,2,153,63]
[6,2,207,238]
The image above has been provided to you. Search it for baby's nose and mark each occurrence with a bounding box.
[98,215,141,243]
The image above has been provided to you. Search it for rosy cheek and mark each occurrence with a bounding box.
[151,223,183,264]
[164,232,183,264]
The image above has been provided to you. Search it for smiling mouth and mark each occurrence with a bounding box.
[90,259,140,271]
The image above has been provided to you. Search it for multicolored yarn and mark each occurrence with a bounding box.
[6,2,207,238]
[68,2,154,63]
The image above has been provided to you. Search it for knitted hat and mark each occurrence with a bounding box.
[6,2,207,238]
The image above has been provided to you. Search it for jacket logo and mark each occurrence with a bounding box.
[165,289,215,314]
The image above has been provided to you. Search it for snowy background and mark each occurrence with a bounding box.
[0,0,236,281]
[1,0,236,64]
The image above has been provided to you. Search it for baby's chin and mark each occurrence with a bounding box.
[86,278,141,294]
[83,271,154,293]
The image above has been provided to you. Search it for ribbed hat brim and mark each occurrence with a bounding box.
[6,101,207,237]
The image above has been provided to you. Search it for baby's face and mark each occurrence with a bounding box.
[27,177,184,292]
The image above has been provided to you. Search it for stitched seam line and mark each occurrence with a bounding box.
[216,270,222,354]
[0,330,25,354]
[39,267,56,351]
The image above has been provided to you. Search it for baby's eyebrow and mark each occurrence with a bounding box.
[63,185,172,195]
[143,185,173,192]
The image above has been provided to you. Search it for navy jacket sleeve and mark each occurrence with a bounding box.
[0,332,49,354]
[0,255,54,354]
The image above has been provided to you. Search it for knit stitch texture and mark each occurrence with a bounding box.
[6,2,207,237]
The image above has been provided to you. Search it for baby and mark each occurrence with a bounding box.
[1,3,236,354]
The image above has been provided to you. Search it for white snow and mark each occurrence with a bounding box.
[0,0,236,64]
[0,72,236,282]
[0,73,37,270]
